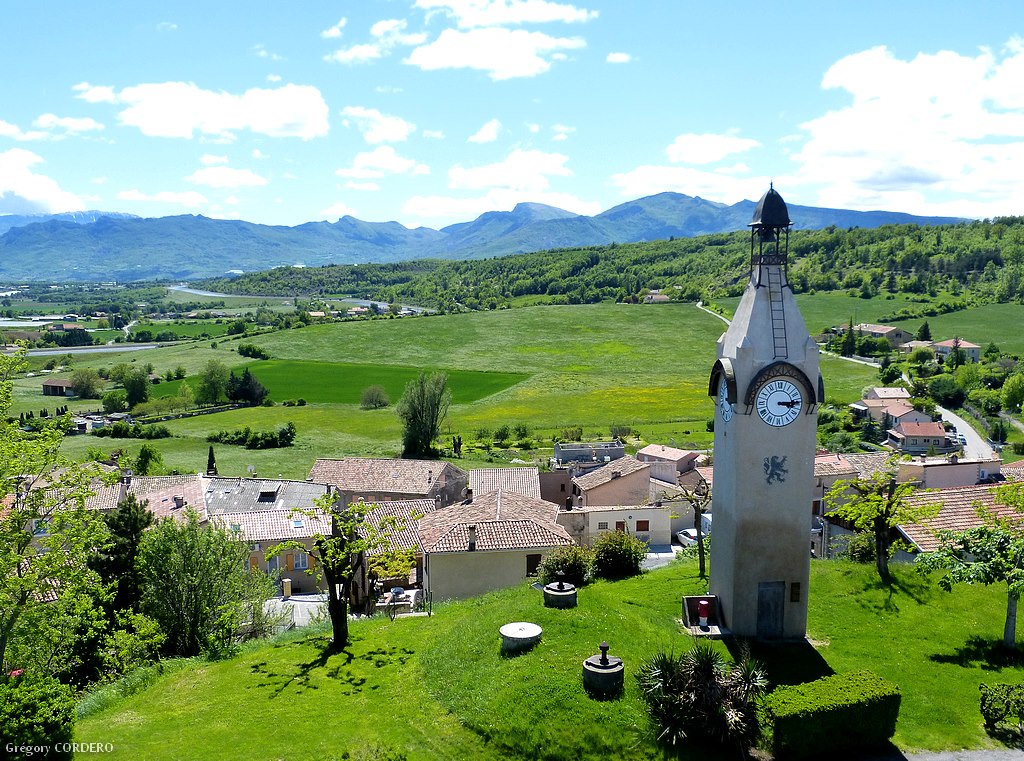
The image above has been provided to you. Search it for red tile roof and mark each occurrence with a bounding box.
[211,509,330,542]
[308,457,465,497]
[469,467,541,499]
[128,474,209,522]
[572,454,649,491]
[900,484,1024,552]
[896,421,946,438]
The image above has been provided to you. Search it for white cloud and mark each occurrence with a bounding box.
[200,154,229,165]
[324,44,383,65]
[610,164,766,203]
[224,195,239,205]
[117,188,208,208]
[321,18,347,39]
[321,201,358,219]
[340,106,416,144]
[157,21,177,32]
[252,149,269,159]
[0,120,48,142]
[448,148,570,191]
[253,44,284,61]
[414,0,598,28]
[91,176,108,185]
[403,188,599,222]
[110,82,329,140]
[371,18,427,46]
[666,132,762,164]
[606,52,630,63]
[405,27,584,80]
[72,82,117,104]
[468,118,501,143]
[526,122,540,133]
[345,181,380,191]
[788,41,1024,216]
[0,148,85,214]
[335,146,430,179]
[423,129,446,139]
[551,123,574,141]
[186,166,268,188]
[266,74,282,83]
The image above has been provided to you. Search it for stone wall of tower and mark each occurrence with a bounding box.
[709,258,819,639]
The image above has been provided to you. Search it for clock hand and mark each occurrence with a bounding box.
[777,400,799,408]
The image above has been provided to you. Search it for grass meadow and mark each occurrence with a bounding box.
[74,557,1024,759]
[16,302,877,477]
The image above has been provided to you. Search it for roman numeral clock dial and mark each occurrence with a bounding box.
[755,379,802,427]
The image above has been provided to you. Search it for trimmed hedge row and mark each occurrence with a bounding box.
[763,670,901,759]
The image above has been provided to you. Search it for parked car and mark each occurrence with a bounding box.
[958,434,967,446]
[676,528,699,546]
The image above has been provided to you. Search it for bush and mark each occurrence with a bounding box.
[763,670,901,760]
[92,422,172,440]
[0,673,76,758]
[980,683,1024,732]
[238,343,271,359]
[360,385,390,409]
[842,531,876,563]
[609,424,633,438]
[539,545,593,586]
[207,422,296,449]
[591,530,647,580]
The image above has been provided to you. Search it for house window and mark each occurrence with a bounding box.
[615,521,626,532]
[636,520,650,532]
[266,556,280,573]
[597,521,609,530]
[560,483,566,492]
[295,552,308,570]
[526,554,542,576]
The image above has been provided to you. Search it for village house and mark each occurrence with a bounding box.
[844,323,914,348]
[552,440,625,466]
[41,378,74,397]
[864,386,912,402]
[469,467,541,499]
[897,483,1024,555]
[886,420,955,455]
[570,454,651,507]
[635,443,699,476]
[932,338,981,364]
[308,457,467,508]
[417,489,572,601]
[556,503,673,547]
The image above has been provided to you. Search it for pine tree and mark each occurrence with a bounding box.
[206,445,217,476]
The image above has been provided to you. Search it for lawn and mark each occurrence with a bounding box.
[74,557,1024,759]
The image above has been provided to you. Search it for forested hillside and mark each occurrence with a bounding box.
[201,217,1024,312]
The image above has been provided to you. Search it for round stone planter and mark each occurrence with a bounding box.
[500,621,542,654]
[543,582,577,608]
[583,642,624,696]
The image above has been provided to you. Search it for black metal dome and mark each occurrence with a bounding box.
[749,185,791,228]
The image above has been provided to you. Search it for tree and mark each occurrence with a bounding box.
[825,459,939,582]
[102,389,129,413]
[176,379,195,411]
[1003,373,1024,413]
[139,508,273,657]
[0,350,111,676]
[396,371,451,458]
[134,444,163,476]
[666,476,711,578]
[917,484,1024,649]
[196,360,230,405]
[71,368,102,399]
[226,368,268,406]
[929,374,966,407]
[840,320,856,357]
[271,497,410,651]
[917,320,932,341]
[207,445,218,475]
[360,385,390,409]
[909,347,935,367]
[91,493,154,614]
[949,336,966,370]
[122,367,150,408]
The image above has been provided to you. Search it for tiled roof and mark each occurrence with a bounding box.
[365,498,437,553]
[418,489,568,553]
[86,481,125,512]
[469,467,541,498]
[855,323,903,334]
[934,338,980,349]
[128,474,209,522]
[840,452,893,480]
[897,421,946,437]
[572,455,649,491]
[900,484,1024,552]
[870,387,911,399]
[308,457,466,496]
[1003,465,1024,482]
[578,503,668,513]
[205,477,329,516]
[885,401,917,418]
[636,444,699,463]
[210,508,331,543]
[814,453,859,479]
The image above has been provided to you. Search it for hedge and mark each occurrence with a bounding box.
[763,670,901,759]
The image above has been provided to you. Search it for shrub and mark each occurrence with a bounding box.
[493,424,511,444]
[512,422,530,440]
[763,670,901,760]
[0,673,76,758]
[238,342,270,359]
[92,422,172,440]
[539,545,593,586]
[637,640,767,752]
[591,530,647,580]
[610,424,633,438]
[558,425,583,442]
[842,531,876,563]
[980,683,1024,732]
[360,385,390,409]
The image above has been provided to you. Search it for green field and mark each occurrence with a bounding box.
[74,558,1024,759]
[33,302,880,478]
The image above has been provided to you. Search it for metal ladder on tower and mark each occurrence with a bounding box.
[767,266,788,359]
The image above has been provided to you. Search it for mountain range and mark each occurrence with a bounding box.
[0,193,967,282]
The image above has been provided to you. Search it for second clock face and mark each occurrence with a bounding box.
[718,378,733,422]
[755,379,802,427]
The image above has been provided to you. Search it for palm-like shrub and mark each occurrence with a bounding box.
[637,640,767,755]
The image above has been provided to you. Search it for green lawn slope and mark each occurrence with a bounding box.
[76,557,1024,759]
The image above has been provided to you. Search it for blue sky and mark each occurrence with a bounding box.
[2,1,1022,229]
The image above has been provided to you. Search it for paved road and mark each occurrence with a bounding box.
[936,404,997,461]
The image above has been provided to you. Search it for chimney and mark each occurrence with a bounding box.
[467,524,477,552]
[172,495,184,509]
[427,469,433,484]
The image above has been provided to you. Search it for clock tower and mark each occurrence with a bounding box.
[707,186,821,639]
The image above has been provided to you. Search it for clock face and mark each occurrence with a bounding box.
[718,378,733,422]
[755,379,803,427]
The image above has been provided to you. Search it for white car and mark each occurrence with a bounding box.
[958,434,968,446]
[676,528,699,546]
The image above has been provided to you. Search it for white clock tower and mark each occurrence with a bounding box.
[707,186,821,639]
